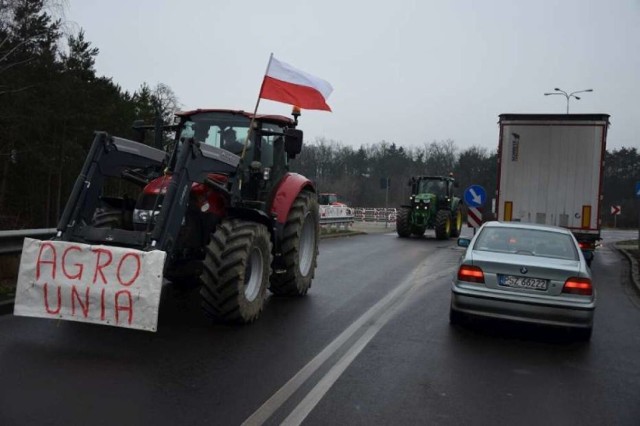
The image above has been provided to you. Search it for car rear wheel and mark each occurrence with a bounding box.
[573,327,593,342]
[449,306,465,325]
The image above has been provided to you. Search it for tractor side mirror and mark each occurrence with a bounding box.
[285,128,303,158]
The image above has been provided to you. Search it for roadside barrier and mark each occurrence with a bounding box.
[351,208,397,223]
[0,207,398,254]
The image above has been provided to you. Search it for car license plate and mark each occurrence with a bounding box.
[499,274,548,291]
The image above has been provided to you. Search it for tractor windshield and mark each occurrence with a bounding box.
[179,112,251,155]
[177,112,286,168]
[418,179,446,196]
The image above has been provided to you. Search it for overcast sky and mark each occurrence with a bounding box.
[65,0,640,151]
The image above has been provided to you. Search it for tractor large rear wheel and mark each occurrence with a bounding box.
[92,207,122,228]
[270,191,319,296]
[434,209,452,240]
[450,206,463,238]
[200,219,272,323]
[396,207,412,238]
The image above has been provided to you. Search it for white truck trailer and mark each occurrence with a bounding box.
[496,114,610,264]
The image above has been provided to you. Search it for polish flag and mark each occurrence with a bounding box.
[260,56,333,111]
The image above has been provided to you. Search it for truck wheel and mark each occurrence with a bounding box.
[270,190,319,296]
[200,219,272,323]
[396,207,412,238]
[450,207,463,238]
[434,210,452,240]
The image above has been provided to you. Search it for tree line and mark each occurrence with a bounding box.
[0,0,177,229]
[291,141,639,228]
[1,0,637,230]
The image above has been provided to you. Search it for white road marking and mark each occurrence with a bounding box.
[242,256,455,426]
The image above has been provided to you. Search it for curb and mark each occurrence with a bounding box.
[614,243,640,293]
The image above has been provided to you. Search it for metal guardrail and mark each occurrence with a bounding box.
[351,207,397,223]
[0,220,355,255]
[0,228,57,254]
[0,208,397,254]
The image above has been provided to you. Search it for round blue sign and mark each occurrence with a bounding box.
[464,185,487,207]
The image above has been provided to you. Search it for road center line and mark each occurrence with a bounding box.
[242,256,455,426]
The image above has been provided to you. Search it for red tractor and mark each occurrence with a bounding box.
[55,108,319,323]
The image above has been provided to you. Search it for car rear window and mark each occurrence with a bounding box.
[474,227,579,260]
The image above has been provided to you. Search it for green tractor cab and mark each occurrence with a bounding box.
[396,176,463,240]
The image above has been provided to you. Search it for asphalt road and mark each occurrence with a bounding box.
[0,228,639,425]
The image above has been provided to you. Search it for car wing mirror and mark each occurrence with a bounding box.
[457,238,471,248]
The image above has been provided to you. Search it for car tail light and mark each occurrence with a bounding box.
[457,265,484,283]
[562,277,593,296]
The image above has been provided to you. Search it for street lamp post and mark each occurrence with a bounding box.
[544,88,593,113]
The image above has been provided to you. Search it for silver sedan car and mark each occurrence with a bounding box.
[450,221,595,340]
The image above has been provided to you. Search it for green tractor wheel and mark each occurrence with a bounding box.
[434,209,452,240]
[450,206,463,238]
[396,207,412,238]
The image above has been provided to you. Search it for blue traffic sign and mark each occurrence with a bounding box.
[636,181,640,198]
[464,185,487,207]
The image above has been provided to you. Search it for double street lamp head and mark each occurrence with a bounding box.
[544,87,594,113]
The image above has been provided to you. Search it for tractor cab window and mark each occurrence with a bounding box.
[178,113,251,156]
[177,113,287,168]
[258,122,286,169]
[419,179,446,196]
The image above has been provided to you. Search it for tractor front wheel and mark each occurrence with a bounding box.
[200,219,272,323]
[434,209,452,240]
[450,206,463,238]
[270,190,319,296]
[396,207,412,238]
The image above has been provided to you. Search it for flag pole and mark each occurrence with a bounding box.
[240,53,273,161]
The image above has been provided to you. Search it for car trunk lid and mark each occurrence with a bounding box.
[470,250,582,296]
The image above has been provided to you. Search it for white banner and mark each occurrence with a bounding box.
[14,238,166,332]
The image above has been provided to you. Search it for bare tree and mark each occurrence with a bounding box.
[153,83,181,122]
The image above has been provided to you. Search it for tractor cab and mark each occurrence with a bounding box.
[172,109,301,182]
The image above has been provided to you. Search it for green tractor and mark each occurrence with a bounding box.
[396,176,463,240]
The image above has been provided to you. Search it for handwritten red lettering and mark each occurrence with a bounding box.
[71,285,90,318]
[100,288,106,321]
[43,283,62,314]
[117,252,141,287]
[36,242,57,281]
[91,248,113,284]
[62,246,84,280]
[114,290,133,325]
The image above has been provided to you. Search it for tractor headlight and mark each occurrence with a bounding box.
[133,208,160,224]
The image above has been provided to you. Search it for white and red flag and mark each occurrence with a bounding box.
[259,55,333,111]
